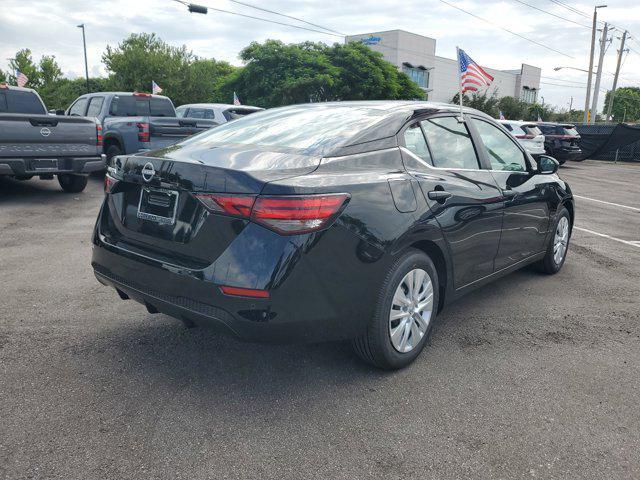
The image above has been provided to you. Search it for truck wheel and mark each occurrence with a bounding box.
[105,144,123,168]
[58,174,88,193]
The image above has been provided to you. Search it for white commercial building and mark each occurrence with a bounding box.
[346,29,541,104]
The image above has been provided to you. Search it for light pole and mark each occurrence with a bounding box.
[585,5,607,123]
[77,24,89,93]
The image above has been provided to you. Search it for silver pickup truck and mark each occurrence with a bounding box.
[0,84,105,192]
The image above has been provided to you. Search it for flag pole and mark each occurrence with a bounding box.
[456,46,463,119]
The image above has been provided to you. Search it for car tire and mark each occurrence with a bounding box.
[57,174,88,193]
[535,207,571,274]
[352,249,439,370]
[105,144,123,168]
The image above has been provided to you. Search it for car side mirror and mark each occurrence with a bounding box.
[537,155,559,174]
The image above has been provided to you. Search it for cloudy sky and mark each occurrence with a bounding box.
[1,0,639,110]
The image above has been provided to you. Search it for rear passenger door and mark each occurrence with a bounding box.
[401,114,504,289]
[468,117,550,269]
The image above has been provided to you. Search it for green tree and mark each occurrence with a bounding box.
[497,96,527,120]
[0,69,6,83]
[451,91,499,117]
[604,87,640,122]
[8,49,39,87]
[219,40,424,108]
[47,77,109,110]
[103,32,235,106]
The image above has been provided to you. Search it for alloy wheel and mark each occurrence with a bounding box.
[553,216,570,265]
[389,268,434,353]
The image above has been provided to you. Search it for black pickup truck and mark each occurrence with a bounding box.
[0,84,105,192]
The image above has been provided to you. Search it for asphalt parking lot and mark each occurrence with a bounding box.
[1,160,639,480]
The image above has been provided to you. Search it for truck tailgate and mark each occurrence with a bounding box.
[0,114,100,158]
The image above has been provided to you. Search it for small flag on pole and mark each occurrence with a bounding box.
[152,81,163,95]
[16,70,28,87]
[499,111,506,120]
[458,48,494,94]
[233,92,241,106]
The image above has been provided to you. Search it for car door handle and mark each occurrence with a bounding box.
[502,189,518,198]
[428,190,452,202]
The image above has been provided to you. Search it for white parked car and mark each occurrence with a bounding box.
[176,103,263,124]
[498,120,545,158]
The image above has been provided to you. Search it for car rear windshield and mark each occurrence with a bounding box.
[0,90,46,114]
[223,108,262,121]
[183,104,391,155]
[562,126,579,136]
[522,125,542,136]
[109,95,175,117]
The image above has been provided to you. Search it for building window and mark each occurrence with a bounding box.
[521,87,537,104]
[402,64,429,89]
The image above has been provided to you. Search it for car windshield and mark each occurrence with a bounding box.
[183,104,391,155]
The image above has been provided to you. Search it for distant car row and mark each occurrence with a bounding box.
[498,119,582,165]
[0,83,262,192]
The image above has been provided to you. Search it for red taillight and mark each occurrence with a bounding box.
[194,193,256,217]
[137,122,150,143]
[104,174,117,194]
[194,193,350,235]
[515,134,535,139]
[220,285,270,299]
[96,123,103,146]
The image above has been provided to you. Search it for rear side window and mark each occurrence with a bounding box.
[522,125,542,136]
[6,90,46,114]
[110,96,148,116]
[471,118,528,172]
[69,98,88,116]
[175,106,187,118]
[150,98,174,117]
[403,124,432,164]
[86,97,104,117]
[186,107,214,119]
[538,125,555,135]
[419,116,479,170]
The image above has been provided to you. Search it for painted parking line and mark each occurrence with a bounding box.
[574,226,640,248]
[573,195,640,212]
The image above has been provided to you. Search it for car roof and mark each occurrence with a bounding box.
[498,119,537,126]
[178,103,264,110]
[538,122,576,127]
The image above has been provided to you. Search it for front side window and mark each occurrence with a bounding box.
[471,118,528,172]
[403,124,432,164]
[69,98,87,116]
[419,116,479,170]
[86,97,104,117]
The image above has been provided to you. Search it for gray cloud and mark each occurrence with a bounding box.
[1,0,638,110]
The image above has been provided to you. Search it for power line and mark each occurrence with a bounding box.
[510,0,590,29]
[170,0,343,38]
[437,0,574,58]
[225,0,346,36]
[546,0,591,19]
[540,75,587,86]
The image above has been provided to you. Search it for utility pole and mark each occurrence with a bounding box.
[591,22,610,124]
[569,97,573,112]
[606,30,627,123]
[584,5,607,123]
[77,24,90,93]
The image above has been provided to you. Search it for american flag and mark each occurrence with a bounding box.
[233,92,241,106]
[16,70,28,87]
[458,49,494,94]
[151,80,163,95]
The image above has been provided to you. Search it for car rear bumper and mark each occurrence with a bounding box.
[0,154,106,176]
[91,210,382,343]
[548,149,582,161]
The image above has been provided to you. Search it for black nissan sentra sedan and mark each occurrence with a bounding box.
[93,101,574,369]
